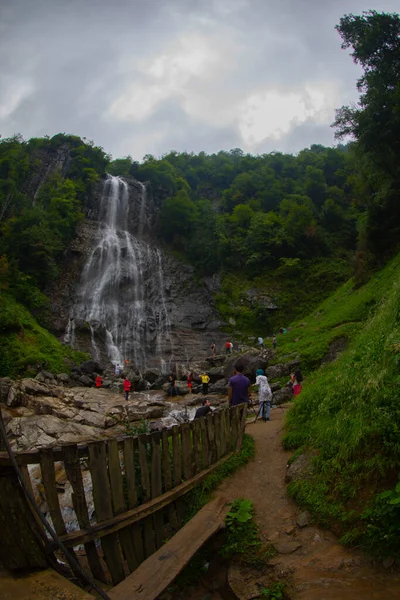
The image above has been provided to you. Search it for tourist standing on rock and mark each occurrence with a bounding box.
[225,341,231,355]
[228,363,251,407]
[255,369,272,421]
[95,375,103,388]
[272,335,277,350]
[194,399,212,419]
[114,363,121,376]
[168,373,178,396]
[187,372,193,394]
[210,342,216,356]
[123,378,131,400]
[201,372,210,395]
[258,336,265,348]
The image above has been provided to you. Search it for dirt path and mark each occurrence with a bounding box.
[216,407,400,599]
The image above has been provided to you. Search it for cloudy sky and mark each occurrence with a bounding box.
[0,0,398,160]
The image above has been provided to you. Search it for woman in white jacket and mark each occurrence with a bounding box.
[255,369,272,421]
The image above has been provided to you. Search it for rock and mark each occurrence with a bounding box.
[273,387,293,405]
[274,538,302,554]
[40,370,55,380]
[0,377,13,403]
[266,363,290,380]
[382,557,395,569]
[209,379,228,394]
[101,379,112,388]
[223,352,271,379]
[80,360,103,374]
[143,368,161,383]
[56,373,70,384]
[296,511,311,528]
[207,366,226,382]
[271,382,281,392]
[286,453,312,483]
[78,375,93,386]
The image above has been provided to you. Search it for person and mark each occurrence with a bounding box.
[194,399,212,419]
[229,341,234,353]
[95,375,103,388]
[210,342,216,356]
[272,335,277,350]
[290,369,303,396]
[225,341,231,355]
[168,373,178,396]
[258,336,265,348]
[255,369,272,421]
[201,372,210,395]
[114,363,121,376]
[187,372,193,394]
[123,378,131,400]
[228,363,251,407]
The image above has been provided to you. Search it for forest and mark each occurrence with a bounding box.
[0,10,399,332]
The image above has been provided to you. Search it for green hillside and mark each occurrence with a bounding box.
[0,292,87,378]
[280,252,400,557]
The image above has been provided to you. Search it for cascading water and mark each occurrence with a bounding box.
[69,175,171,371]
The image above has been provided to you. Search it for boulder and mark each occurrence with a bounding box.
[223,352,270,380]
[209,379,229,394]
[40,370,55,380]
[80,360,103,374]
[266,363,290,380]
[207,366,226,382]
[78,375,93,387]
[56,373,69,384]
[143,368,161,383]
[285,453,313,483]
[273,387,293,405]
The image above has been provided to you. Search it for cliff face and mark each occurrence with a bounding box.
[48,175,228,370]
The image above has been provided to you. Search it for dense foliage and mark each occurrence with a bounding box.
[0,133,109,314]
[334,10,400,276]
[279,253,400,557]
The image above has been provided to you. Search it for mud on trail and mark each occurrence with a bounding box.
[182,407,400,600]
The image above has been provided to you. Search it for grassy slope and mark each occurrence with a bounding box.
[277,253,400,557]
[0,292,87,378]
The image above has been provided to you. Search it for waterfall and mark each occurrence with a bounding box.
[70,175,171,372]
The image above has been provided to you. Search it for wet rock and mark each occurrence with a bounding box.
[286,453,312,483]
[296,511,311,528]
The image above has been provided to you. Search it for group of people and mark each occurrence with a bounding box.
[258,335,278,350]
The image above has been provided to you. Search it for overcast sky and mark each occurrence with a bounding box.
[0,0,398,160]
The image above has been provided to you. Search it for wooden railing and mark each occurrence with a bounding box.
[0,404,247,585]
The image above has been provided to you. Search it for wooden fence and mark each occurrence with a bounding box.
[0,404,247,585]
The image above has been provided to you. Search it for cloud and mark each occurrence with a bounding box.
[0,0,399,158]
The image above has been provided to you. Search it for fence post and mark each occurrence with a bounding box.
[0,465,48,569]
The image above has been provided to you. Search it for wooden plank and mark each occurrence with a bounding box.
[171,426,182,486]
[88,441,125,585]
[0,466,48,569]
[108,439,137,574]
[205,413,216,465]
[219,409,227,457]
[20,465,46,538]
[192,420,202,473]
[181,423,193,480]
[199,417,209,468]
[39,449,67,537]
[161,430,179,530]
[236,404,248,451]
[230,405,239,450]
[108,496,228,600]
[150,432,164,549]
[62,445,106,583]
[138,434,155,558]
[123,438,143,568]
[213,411,222,460]
[59,451,234,548]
